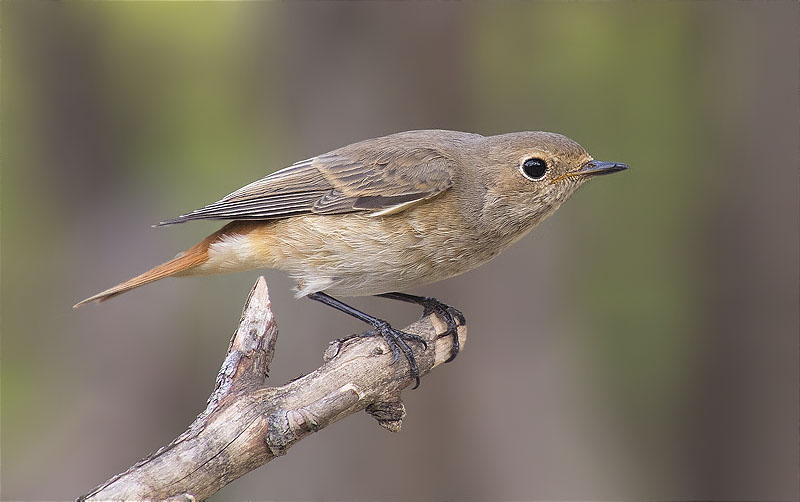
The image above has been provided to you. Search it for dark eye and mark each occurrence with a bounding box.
[521,158,548,180]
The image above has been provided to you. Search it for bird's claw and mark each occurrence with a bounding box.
[417,297,464,363]
[363,321,427,389]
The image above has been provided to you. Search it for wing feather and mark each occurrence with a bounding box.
[157,132,459,226]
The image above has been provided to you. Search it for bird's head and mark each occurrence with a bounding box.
[477,131,629,234]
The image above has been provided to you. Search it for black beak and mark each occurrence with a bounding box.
[578,160,630,176]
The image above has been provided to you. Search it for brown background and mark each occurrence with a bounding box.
[2,2,798,500]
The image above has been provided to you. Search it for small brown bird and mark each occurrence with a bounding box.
[75,129,628,386]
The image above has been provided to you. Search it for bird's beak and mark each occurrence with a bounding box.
[551,160,629,183]
[578,160,629,176]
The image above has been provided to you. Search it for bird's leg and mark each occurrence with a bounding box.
[376,292,465,364]
[306,292,427,389]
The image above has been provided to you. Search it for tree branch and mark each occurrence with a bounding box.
[78,277,467,501]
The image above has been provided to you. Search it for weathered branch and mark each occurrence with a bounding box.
[78,277,467,501]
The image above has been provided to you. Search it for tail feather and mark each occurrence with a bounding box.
[73,240,210,308]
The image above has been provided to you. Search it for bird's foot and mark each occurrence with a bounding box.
[308,292,430,388]
[377,293,465,364]
[415,297,464,363]
[339,321,427,389]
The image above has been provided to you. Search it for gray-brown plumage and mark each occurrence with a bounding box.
[75,129,628,306]
[157,130,462,224]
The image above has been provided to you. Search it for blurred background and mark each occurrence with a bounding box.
[2,2,798,500]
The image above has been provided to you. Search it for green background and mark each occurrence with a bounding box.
[2,2,798,500]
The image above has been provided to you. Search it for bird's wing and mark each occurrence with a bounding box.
[157,146,455,225]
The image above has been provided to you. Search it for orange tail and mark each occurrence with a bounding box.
[73,238,212,308]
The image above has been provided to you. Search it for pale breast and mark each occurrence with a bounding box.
[248,200,518,297]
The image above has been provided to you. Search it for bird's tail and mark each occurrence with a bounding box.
[73,234,215,308]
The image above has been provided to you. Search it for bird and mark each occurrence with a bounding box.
[75,129,629,387]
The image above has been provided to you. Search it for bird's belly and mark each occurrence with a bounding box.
[247,212,509,297]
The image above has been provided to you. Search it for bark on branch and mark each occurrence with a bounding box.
[78,277,467,501]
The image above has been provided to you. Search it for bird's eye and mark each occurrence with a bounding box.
[521,158,548,180]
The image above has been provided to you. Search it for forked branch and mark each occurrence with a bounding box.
[78,277,466,501]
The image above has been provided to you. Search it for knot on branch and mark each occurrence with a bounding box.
[164,493,197,502]
[266,383,363,456]
[366,395,406,432]
[323,338,344,362]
